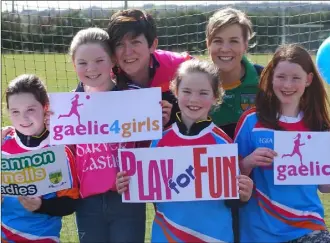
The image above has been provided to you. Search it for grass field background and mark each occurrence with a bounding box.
[1,53,329,242]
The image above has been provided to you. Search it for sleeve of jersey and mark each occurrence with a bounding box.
[234,111,254,159]
[56,146,79,199]
[210,127,233,144]
[149,129,172,148]
[149,138,161,148]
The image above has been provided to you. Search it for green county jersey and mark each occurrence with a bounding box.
[210,55,263,129]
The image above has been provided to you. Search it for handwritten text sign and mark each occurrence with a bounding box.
[118,144,239,202]
[1,145,72,196]
[274,131,330,185]
[49,88,162,145]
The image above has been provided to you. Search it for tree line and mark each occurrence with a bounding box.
[1,2,330,55]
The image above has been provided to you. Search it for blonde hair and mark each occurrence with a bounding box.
[69,27,111,60]
[206,7,255,45]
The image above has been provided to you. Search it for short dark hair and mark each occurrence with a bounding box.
[107,9,157,54]
[6,74,49,109]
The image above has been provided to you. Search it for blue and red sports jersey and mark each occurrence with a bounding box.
[234,108,326,242]
[149,122,235,243]
[1,131,79,243]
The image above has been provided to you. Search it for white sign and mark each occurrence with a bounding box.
[1,145,72,196]
[118,144,239,203]
[49,88,163,145]
[274,131,330,185]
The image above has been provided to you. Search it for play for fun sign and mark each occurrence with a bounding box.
[118,144,239,202]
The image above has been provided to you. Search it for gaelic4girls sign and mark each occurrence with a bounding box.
[1,146,71,196]
[49,88,162,145]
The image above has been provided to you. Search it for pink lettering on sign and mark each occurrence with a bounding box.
[277,161,330,181]
[120,151,173,201]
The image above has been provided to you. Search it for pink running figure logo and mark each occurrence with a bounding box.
[281,133,311,165]
[58,94,88,125]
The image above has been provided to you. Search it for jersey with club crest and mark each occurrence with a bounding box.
[234,108,326,243]
[1,130,79,243]
[149,115,235,243]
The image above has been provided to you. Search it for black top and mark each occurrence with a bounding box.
[175,112,212,136]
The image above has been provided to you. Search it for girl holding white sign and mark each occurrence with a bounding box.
[62,27,147,243]
[1,74,79,242]
[235,44,330,243]
[40,26,174,243]
[117,59,254,243]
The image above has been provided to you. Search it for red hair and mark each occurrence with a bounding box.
[256,44,330,131]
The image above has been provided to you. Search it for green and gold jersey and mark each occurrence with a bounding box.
[210,55,263,137]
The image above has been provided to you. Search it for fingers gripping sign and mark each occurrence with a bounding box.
[237,175,253,202]
[1,126,14,145]
[116,171,131,194]
[160,100,173,127]
[247,147,277,168]
[18,196,42,212]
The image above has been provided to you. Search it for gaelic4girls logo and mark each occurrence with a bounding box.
[240,94,256,111]
[49,89,162,145]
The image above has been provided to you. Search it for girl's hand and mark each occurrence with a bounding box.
[243,148,277,169]
[116,171,131,194]
[160,100,173,127]
[18,196,42,212]
[238,175,253,202]
[1,126,14,145]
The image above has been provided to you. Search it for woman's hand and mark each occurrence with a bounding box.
[160,100,173,127]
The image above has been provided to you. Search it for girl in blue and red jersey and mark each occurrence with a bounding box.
[234,44,330,243]
[117,59,254,243]
[1,74,79,243]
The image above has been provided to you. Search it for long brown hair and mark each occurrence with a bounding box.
[256,44,330,131]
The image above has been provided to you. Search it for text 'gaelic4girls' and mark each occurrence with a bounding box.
[49,88,163,145]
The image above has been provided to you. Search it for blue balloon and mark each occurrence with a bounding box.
[316,36,330,85]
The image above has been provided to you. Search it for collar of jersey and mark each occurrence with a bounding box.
[278,111,304,123]
[175,112,212,136]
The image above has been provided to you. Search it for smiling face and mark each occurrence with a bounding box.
[207,24,248,73]
[177,72,216,127]
[8,92,45,136]
[73,43,113,90]
[114,33,157,79]
[272,60,313,115]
